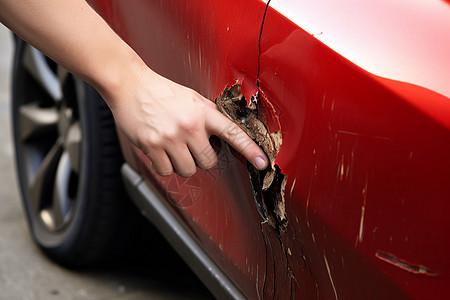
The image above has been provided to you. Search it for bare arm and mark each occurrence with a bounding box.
[0,0,268,177]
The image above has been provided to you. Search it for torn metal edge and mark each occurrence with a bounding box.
[215,83,287,232]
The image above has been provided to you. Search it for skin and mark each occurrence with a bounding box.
[0,0,269,177]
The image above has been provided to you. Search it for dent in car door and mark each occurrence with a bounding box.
[94,1,291,298]
[91,0,450,298]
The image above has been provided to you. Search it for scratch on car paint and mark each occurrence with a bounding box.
[256,264,261,299]
[337,155,345,182]
[321,93,327,111]
[375,250,439,276]
[290,178,296,199]
[356,174,368,247]
[324,254,339,300]
[337,130,361,136]
[187,52,192,70]
[257,0,272,88]
[337,130,391,142]
[357,204,365,245]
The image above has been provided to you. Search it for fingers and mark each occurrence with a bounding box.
[147,144,200,178]
[165,144,198,178]
[145,148,174,176]
[206,110,269,170]
[188,137,218,170]
[149,142,219,178]
[147,134,219,177]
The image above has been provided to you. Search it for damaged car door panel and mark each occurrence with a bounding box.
[91,0,450,299]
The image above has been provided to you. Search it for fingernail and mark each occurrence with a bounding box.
[254,156,267,170]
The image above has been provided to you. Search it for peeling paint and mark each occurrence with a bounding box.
[215,83,287,232]
[217,2,301,297]
[375,250,439,276]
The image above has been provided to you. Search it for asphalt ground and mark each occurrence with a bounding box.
[0,24,213,300]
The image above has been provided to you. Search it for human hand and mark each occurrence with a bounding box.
[0,0,266,178]
[104,68,269,177]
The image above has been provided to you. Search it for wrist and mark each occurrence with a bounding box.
[89,44,149,107]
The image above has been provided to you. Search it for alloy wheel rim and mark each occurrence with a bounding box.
[16,44,82,232]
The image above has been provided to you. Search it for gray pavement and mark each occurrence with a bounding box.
[0,25,212,300]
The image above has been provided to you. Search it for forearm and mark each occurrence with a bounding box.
[0,0,148,102]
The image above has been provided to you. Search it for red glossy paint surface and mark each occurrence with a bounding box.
[91,0,450,298]
[269,0,450,100]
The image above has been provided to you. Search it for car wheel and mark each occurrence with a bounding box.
[11,38,144,267]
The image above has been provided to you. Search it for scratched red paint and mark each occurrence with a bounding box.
[90,0,450,298]
[375,250,439,276]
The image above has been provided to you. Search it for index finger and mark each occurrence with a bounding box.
[206,110,268,170]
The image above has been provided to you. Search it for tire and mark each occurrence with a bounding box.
[11,38,145,267]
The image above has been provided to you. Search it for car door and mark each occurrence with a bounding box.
[90,0,450,299]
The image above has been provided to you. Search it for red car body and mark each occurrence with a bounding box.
[89,0,450,298]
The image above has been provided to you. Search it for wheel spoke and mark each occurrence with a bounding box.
[64,121,82,174]
[23,44,62,101]
[19,103,58,141]
[29,138,63,211]
[39,209,55,231]
[57,65,70,87]
[51,152,72,230]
